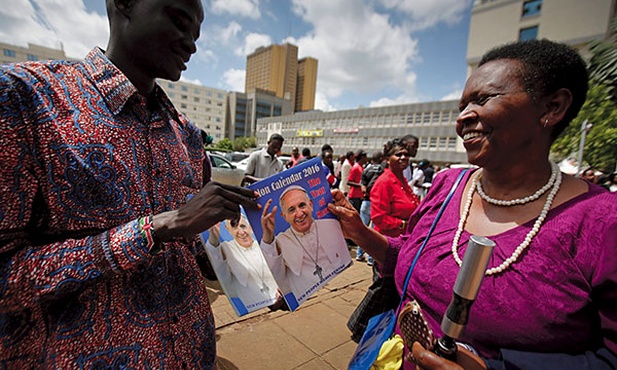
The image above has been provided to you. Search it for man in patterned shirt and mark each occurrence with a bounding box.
[0,0,258,368]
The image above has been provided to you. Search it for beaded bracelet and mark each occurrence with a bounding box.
[139,215,160,255]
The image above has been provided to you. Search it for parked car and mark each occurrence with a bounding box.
[224,152,251,163]
[233,157,250,172]
[278,155,291,168]
[208,153,246,186]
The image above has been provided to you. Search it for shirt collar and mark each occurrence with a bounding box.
[82,48,182,125]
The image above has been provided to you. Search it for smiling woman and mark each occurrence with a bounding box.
[330,39,617,370]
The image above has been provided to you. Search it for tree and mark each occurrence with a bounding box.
[232,136,257,152]
[588,15,617,103]
[213,138,233,152]
[552,83,617,173]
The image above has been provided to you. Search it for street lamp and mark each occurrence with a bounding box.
[576,119,593,176]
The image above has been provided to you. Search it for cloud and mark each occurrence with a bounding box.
[289,0,421,108]
[0,0,108,59]
[220,21,243,44]
[379,0,473,30]
[236,32,272,56]
[314,91,336,112]
[441,89,463,101]
[222,68,246,91]
[210,0,261,19]
[180,76,203,85]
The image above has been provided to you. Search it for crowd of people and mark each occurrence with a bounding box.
[0,0,615,367]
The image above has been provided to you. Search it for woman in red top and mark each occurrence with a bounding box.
[370,138,420,237]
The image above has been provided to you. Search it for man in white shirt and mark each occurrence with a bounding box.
[402,134,419,182]
[259,186,350,309]
[339,151,355,196]
[244,134,285,183]
[410,160,430,199]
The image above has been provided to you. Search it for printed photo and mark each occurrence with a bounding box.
[200,208,280,316]
[245,158,352,311]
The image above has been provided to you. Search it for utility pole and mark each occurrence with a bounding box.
[576,120,593,176]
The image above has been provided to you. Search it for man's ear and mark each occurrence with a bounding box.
[542,88,573,128]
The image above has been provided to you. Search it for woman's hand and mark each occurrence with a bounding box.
[328,189,365,241]
[411,342,486,370]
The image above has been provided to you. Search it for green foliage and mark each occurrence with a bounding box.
[552,83,617,173]
[214,138,233,152]
[232,136,257,152]
[588,15,617,103]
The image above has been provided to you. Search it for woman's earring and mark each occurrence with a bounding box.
[544,118,549,128]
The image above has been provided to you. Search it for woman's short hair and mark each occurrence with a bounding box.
[383,138,407,157]
[479,39,588,140]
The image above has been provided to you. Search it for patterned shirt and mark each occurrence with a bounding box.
[0,48,216,369]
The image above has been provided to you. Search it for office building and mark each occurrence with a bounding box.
[1,41,70,64]
[227,89,293,141]
[256,100,467,164]
[245,43,318,112]
[296,57,318,112]
[467,0,616,73]
[159,80,227,141]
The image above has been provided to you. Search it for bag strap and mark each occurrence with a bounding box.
[396,169,468,314]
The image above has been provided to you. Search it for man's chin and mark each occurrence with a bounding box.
[293,223,311,234]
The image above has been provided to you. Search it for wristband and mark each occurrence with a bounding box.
[139,215,160,255]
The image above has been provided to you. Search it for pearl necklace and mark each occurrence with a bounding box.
[451,167,562,275]
[476,161,559,206]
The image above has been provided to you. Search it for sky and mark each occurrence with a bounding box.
[0,0,474,111]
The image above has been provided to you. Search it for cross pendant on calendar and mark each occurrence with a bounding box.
[260,282,270,293]
[313,264,323,281]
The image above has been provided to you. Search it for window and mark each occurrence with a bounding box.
[522,0,542,17]
[27,54,38,61]
[519,26,538,41]
[438,137,447,149]
[429,137,437,149]
[181,86,188,91]
[3,49,15,57]
[420,137,429,149]
[167,83,175,88]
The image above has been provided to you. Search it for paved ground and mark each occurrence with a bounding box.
[205,249,374,370]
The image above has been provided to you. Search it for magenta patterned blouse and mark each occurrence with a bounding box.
[385,168,617,367]
[0,49,215,368]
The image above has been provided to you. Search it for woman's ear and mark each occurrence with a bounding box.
[542,88,573,127]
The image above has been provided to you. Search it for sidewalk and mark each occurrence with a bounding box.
[206,249,374,370]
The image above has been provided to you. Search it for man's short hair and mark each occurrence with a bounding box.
[268,133,285,143]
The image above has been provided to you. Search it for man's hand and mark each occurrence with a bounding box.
[411,342,486,370]
[261,198,277,244]
[153,182,259,242]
